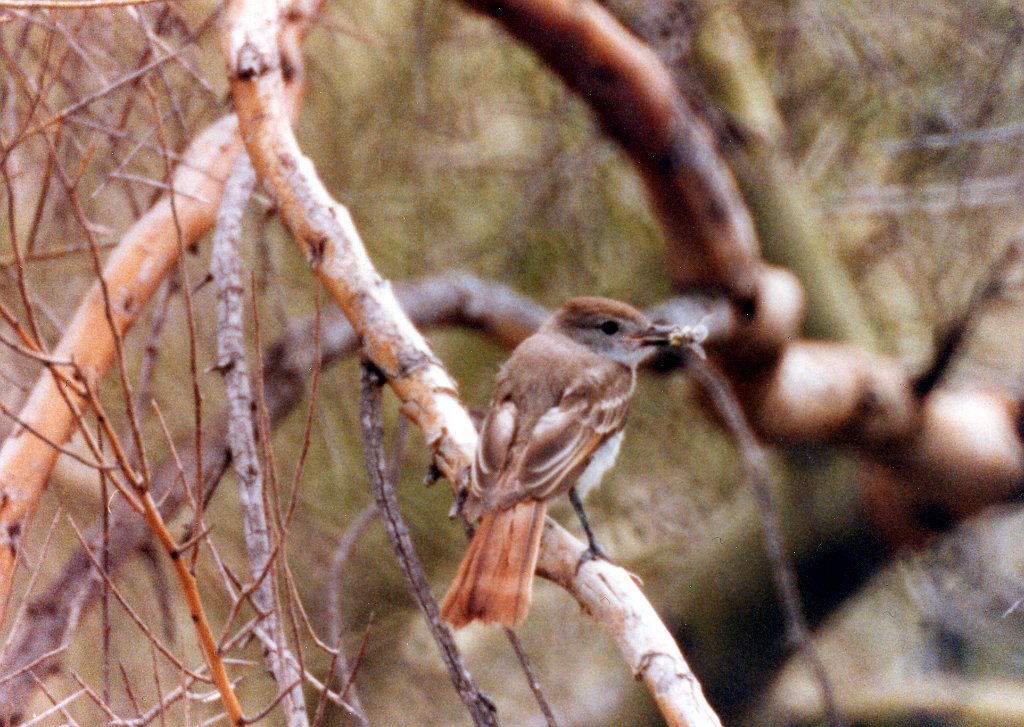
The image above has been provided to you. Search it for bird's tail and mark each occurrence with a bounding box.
[440,499,547,629]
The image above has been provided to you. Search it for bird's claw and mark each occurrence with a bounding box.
[576,543,611,574]
[448,485,469,519]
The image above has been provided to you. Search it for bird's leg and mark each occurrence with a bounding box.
[447,466,471,520]
[449,483,469,519]
[569,487,609,562]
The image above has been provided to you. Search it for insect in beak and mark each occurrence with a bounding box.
[636,323,680,346]
[636,323,707,348]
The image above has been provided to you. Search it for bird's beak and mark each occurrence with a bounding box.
[636,323,683,347]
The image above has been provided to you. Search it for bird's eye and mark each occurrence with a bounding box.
[599,320,619,335]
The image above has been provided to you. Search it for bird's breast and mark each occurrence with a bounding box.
[575,430,625,499]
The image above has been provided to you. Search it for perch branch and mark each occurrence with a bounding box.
[223,4,722,721]
[536,521,722,727]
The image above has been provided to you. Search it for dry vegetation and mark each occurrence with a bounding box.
[1,0,1024,725]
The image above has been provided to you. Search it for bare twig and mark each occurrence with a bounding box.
[0,112,244,605]
[685,355,841,727]
[502,629,558,727]
[211,153,308,725]
[327,503,379,646]
[68,379,246,723]
[0,0,316,614]
[359,362,499,727]
[913,241,1022,396]
[146,80,204,546]
[126,276,177,466]
[325,502,375,725]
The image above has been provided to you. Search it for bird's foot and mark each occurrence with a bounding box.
[448,485,469,519]
[576,542,611,574]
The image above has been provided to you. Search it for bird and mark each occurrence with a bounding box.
[439,296,682,629]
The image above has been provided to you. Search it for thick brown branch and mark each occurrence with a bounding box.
[444,0,1024,545]
[439,0,1023,540]
[457,0,760,299]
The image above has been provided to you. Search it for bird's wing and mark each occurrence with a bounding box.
[470,398,517,501]
[502,367,633,504]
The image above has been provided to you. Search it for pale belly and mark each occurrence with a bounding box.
[575,430,624,499]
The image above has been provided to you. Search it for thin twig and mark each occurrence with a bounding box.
[358,362,499,727]
[327,503,378,648]
[127,276,178,467]
[503,629,558,727]
[685,354,842,727]
[146,80,205,571]
[325,501,376,725]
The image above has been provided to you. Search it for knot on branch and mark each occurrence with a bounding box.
[306,236,328,269]
[210,355,237,375]
[281,50,299,83]
[235,41,273,81]
[395,347,437,379]
[635,651,679,680]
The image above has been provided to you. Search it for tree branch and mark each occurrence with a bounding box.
[211,154,309,725]
[536,521,722,727]
[457,0,760,301]
[0,0,312,618]
[359,363,498,726]
[222,4,722,721]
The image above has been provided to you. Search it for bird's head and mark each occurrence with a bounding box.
[547,297,681,367]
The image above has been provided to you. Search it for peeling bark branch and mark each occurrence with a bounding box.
[222,4,722,722]
[223,0,478,490]
[536,521,722,727]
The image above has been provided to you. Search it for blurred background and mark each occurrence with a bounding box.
[3,0,1024,724]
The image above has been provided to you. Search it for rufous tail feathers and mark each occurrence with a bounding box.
[440,499,547,628]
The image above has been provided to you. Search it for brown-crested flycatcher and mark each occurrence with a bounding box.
[440,296,685,628]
